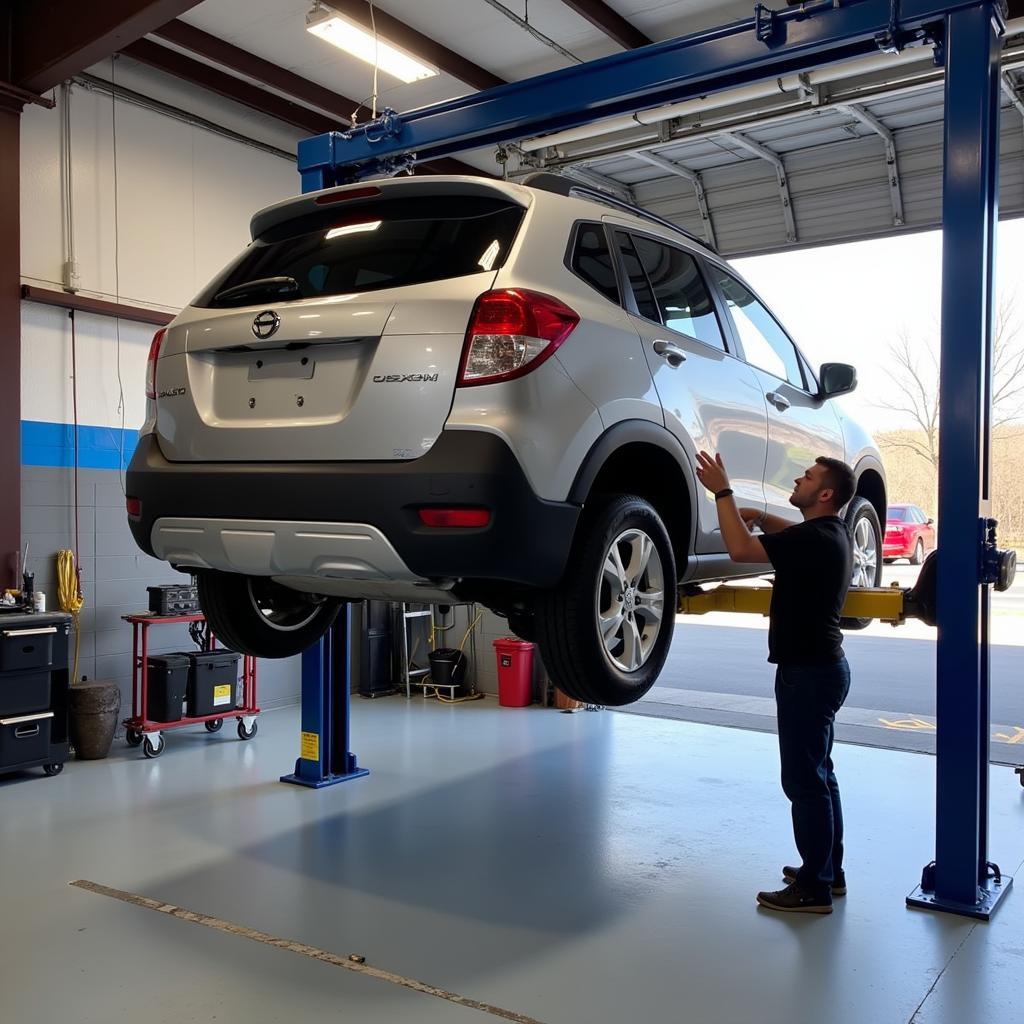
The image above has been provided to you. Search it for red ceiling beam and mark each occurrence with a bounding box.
[123,38,340,134]
[11,0,204,94]
[325,1,506,91]
[557,0,652,49]
[152,19,358,124]
[121,39,490,177]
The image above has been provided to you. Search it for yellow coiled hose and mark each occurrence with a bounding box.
[57,549,84,684]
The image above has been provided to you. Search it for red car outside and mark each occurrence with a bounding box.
[883,504,936,565]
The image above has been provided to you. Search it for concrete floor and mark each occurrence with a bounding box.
[3,699,1024,1024]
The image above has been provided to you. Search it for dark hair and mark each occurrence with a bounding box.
[815,457,856,511]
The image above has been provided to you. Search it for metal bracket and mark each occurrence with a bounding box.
[980,518,1018,591]
[754,4,778,43]
[728,131,797,243]
[631,150,718,249]
[841,104,905,225]
[341,107,403,144]
[875,0,903,53]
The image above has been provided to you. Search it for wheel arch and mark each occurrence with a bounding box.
[854,457,886,524]
[569,421,695,578]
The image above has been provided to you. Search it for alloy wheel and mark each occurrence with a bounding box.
[851,516,878,588]
[596,528,666,672]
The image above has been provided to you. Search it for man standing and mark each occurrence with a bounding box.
[695,450,855,915]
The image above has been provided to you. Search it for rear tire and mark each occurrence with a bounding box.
[196,571,340,659]
[910,539,924,566]
[842,496,883,631]
[535,495,676,707]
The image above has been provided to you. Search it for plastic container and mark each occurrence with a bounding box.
[493,638,534,707]
[187,651,240,717]
[147,654,189,722]
[428,648,467,694]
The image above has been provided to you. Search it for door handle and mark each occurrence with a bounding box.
[653,340,686,367]
[766,390,791,412]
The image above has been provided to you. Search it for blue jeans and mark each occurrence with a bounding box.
[774,657,851,897]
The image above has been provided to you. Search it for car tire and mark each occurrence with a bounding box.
[842,496,883,630]
[535,495,676,707]
[196,571,341,659]
[910,539,924,566]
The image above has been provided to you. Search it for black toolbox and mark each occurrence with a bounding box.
[0,670,51,716]
[187,651,240,717]
[0,622,55,672]
[0,710,53,769]
[146,654,190,722]
[147,584,200,616]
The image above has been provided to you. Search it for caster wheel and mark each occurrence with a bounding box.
[205,718,224,733]
[237,720,258,741]
[43,763,63,777]
[126,728,144,748]
[143,735,165,759]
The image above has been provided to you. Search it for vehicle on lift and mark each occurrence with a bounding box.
[126,173,886,706]
[884,504,936,565]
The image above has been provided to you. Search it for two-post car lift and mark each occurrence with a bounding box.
[287,0,1017,919]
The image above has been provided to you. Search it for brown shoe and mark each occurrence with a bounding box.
[782,865,846,896]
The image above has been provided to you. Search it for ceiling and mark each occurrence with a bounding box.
[78,0,1024,255]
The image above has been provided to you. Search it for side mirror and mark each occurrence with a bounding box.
[819,362,857,399]
[927,518,934,526]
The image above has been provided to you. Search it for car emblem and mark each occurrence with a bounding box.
[252,309,280,339]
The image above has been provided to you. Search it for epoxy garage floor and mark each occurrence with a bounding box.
[4,699,1024,1024]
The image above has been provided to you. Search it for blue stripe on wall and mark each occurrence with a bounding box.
[22,420,140,470]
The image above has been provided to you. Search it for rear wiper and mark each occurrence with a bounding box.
[213,276,300,305]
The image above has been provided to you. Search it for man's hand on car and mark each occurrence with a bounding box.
[696,450,730,494]
[738,508,763,532]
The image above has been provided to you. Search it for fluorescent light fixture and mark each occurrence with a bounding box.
[306,5,438,84]
[325,220,382,240]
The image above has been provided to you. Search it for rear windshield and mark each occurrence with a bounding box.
[193,196,525,308]
[888,507,910,521]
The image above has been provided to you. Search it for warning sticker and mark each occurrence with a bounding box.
[301,731,319,762]
[213,684,232,707]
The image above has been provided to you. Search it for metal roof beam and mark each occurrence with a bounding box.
[152,19,358,123]
[557,0,653,50]
[727,132,797,243]
[631,150,717,248]
[11,0,203,94]
[1002,69,1024,118]
[298,0,987,184]
[323,1,506,91]
[841,103,905,225]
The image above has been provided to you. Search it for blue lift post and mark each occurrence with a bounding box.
[281,602,369,789]
[295,0,1012,916]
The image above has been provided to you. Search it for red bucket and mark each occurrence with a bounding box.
[493,638,534,707]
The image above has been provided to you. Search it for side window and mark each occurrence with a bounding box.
[631,235,725,351]
[569,223,620,304]
[710,268,804,387]
[613,231,659,323]
[912,507,926,524]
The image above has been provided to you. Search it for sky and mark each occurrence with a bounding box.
[732,218,1024,433]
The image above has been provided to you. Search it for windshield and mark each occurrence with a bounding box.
[194,196,525,309]
[887,507,910,521]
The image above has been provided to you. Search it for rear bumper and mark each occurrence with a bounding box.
[883,538,913,557]
[127,430,579,590]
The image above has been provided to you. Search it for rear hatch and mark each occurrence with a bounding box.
[155,186,527,462]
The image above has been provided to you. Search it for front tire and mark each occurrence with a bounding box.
[196,571,340,659]
[842,496,883,630]
[535,495,676,707]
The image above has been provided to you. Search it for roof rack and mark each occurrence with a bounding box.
[518,171,716,253]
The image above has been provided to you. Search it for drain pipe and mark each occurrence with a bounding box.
[60,83,80,294]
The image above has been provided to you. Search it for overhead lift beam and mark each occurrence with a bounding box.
[300,0,1014,920]
[295,0,1000,186]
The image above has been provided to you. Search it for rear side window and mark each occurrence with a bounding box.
[631,235,725,351]
[568,223,619,303]
[614,232,659,322]
[193,196,525,308]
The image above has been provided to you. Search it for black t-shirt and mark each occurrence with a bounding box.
[759,516,853,665]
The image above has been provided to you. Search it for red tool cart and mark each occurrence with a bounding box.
[122,613,258,758]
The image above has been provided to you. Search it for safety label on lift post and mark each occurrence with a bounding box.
[301,731,320,762]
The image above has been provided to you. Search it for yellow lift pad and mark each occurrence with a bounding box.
[678,585,909,625]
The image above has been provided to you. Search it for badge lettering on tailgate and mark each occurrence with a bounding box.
[373,373,439,383]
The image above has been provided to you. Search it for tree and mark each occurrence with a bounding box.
[875,295,1024,475]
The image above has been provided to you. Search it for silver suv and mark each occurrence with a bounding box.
[127,173,885,706]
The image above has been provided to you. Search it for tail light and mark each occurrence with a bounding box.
[458,289,579,387]
[126,496,142,519]
[145,328,167,400]
[418,508,491,528]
